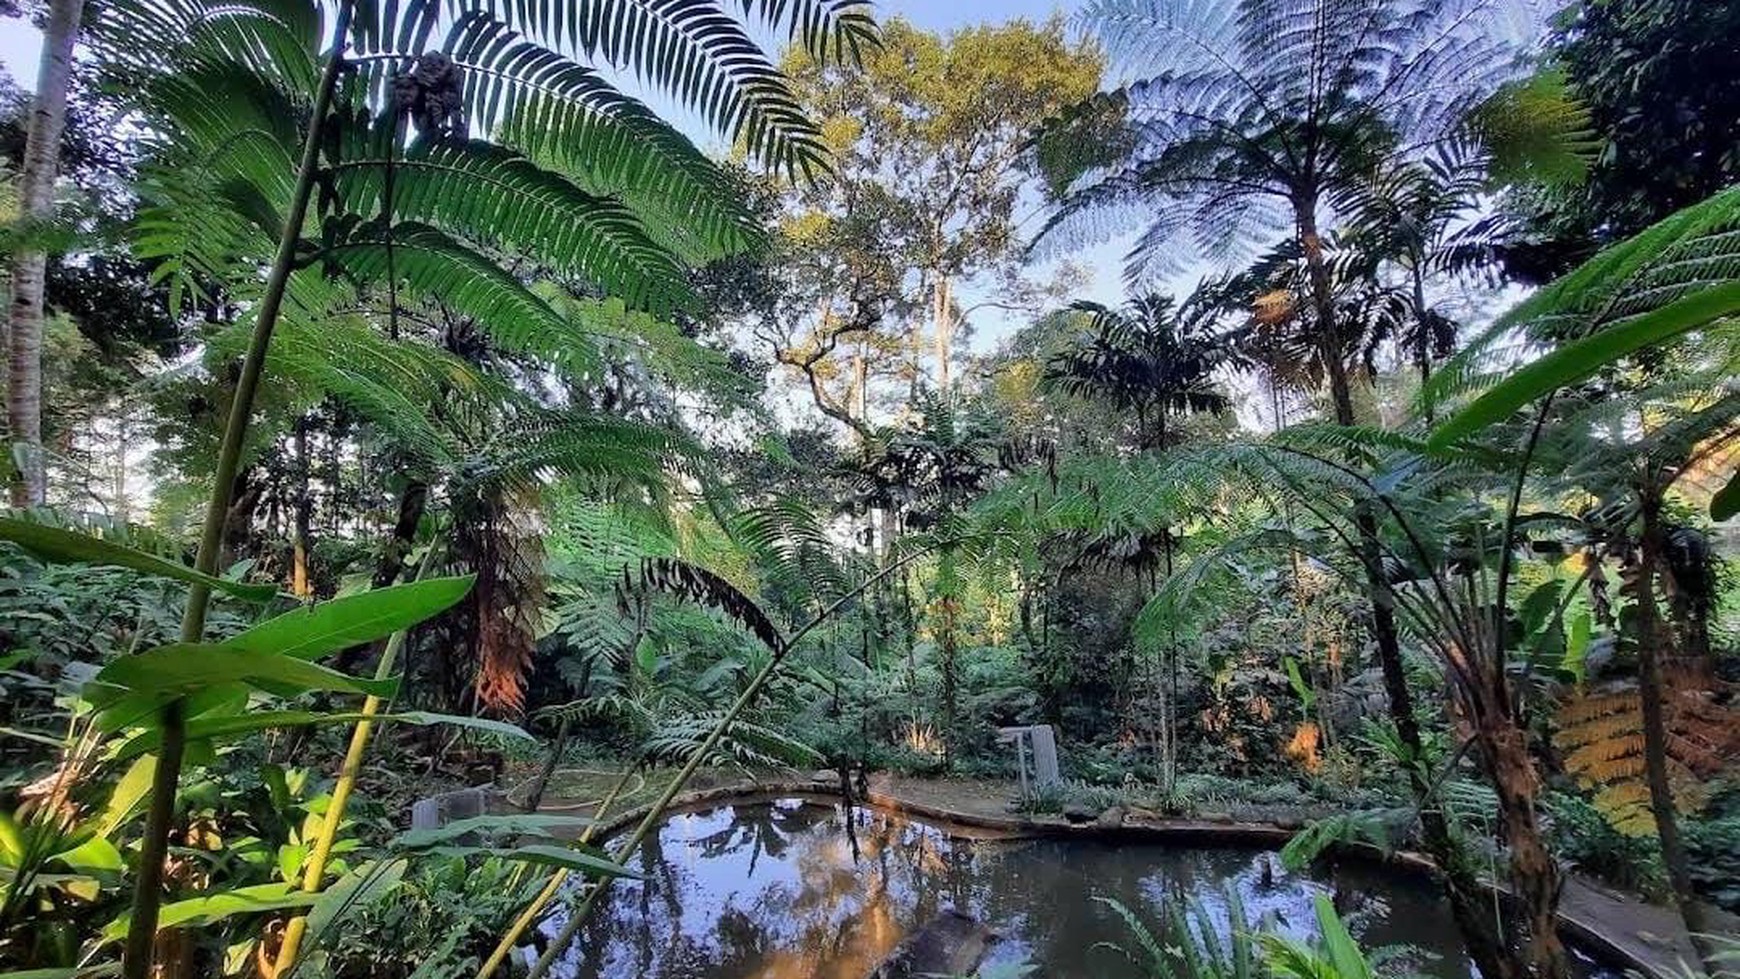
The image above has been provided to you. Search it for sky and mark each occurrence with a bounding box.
[0,0,1137,351]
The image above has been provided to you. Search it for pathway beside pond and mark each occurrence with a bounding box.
[536,770,1709,979]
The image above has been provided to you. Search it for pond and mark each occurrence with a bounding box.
[537,797,1618,979]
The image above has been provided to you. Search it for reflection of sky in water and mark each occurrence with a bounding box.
[538,800,1616,979]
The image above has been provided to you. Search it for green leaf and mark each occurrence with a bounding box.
[1312,894,1372,979]
[1519,580,1565,631]
[1283,656,1315,710]
[53,836,124,874]
[92,644,398,703]
[301,858,408,941]
[421,843,638,879]
[1713,470,1740,522]
[111,709,531,761]
[102,882,319,942]
[95,756,156,837]
[220,577,475,662]
[393,814,593,850]
[0,518,277,600]
[1430,281,1740,447]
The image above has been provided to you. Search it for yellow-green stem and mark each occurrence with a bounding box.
[273,532,445,975]
[120,10,350,978]
[473,764,639,979]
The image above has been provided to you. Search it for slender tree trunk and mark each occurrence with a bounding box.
[933,274,953,395]
[1296,200,1524,979]
[1473,661,1569,979]
[123,15,350,975]
[7,0,83,507]
[1636,493,1717,965]
[1412,264,1435,425]
[291,419,313,598]
[522,715,571,813]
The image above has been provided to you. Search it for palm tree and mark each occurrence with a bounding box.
[1034,6,1546,972]
[855,395,1003,758]
[87,2,872,973]
[1045,292,1237,450]
[6,0,84,507]
[1044,290,1237,788]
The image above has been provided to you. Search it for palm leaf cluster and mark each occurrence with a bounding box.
[1045,293,1241,448]
[1034,0,1547,284]
[98,0,872,324]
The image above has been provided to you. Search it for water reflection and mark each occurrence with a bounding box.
[539,799,1599,979]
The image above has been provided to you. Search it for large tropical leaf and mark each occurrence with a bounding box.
[0,518,277,600]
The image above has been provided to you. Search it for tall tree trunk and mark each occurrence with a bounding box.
[1296,200,1525,979]
[1411,263,1435,425]
[1473,659,1569,979]
[124,13,350,972]
[933,274,953,395]
[1636,493,1717,965]
[6,0,83,507]
[291,418,313,598]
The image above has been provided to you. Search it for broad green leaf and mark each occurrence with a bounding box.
[0,968,119,979]
[0,811,23,863]
[422,843,638,879]
[220,576,475,662]
[301,858,408,940]
[1565,612,1592,680]
[1713,469,1740,522]
[1282,656,1314,710]
[95,756,156,837]
[1430,281,1740,448]
[111,709,531,761]
[102,882,319,942]
[1519,580,1565,631]
[278,842,307,883]
[91,682,250,736]
[0,518,277,600]
[1312,894,1372,979]
[93,644,397,703]
[393,814,593,850]
[53,835,123,873]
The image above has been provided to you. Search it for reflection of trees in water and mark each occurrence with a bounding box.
[553,802,1467,979]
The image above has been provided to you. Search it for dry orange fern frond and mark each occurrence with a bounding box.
[1554,668,1738,836]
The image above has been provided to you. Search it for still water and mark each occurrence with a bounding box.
[538,798,1609,978]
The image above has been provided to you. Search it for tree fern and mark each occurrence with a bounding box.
[1038,0,1544,283]
[1555,672,1740,836]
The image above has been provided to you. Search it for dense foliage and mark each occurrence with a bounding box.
[1,0,1737,977]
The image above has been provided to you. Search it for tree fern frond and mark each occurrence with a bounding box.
[462,0,872,180]
[314,220,599,368]
[331,133,695,314]
[641,710,822,769]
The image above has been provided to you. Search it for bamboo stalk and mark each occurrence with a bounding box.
[473,764,639,979]
[120,11,351,977]
[272,533,446,975]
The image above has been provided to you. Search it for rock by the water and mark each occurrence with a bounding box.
[1062,802,1096,824]
[870,909,995,979]
[1095,805,1126,829]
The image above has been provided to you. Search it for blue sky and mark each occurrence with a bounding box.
[0,0,1135,346]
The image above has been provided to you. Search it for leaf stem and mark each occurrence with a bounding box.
[273,532,446,976]
[121,10,351,977]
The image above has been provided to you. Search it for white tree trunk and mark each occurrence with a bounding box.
[8,0,84,507]
[933,275,953,394]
